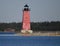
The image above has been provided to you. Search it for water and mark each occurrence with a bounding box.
[0,32,15,34]
[0,36,60,46]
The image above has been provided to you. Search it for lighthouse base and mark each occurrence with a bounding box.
[21,30,33,34]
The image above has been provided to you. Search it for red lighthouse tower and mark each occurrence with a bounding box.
[21,4,33,34]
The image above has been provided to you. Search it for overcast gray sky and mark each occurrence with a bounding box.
[0,0,60,23]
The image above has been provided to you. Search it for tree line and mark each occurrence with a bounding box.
[0,21,60,32]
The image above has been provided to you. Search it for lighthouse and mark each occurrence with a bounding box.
[21,4,33,34]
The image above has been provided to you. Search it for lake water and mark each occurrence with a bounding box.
[0,36,60,46]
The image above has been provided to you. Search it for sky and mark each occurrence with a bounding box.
[0,0,60,23]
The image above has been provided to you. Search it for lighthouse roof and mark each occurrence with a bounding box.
[23,4,30,11]
[24,4,29,7]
